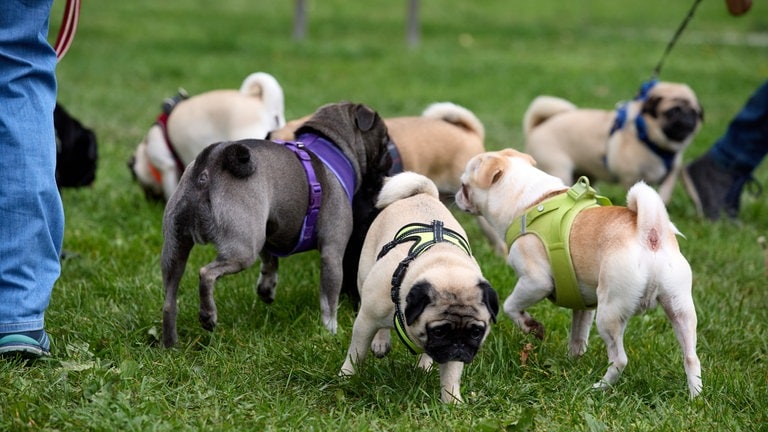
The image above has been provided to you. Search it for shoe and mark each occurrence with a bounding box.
[681,153,758,221]
[0,330,51,359]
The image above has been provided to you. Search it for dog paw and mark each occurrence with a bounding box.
[323,317,338,334]
[371,329,391,358]
[568,341,588,358]
[199,311,217,331]
[417,354,434,371]
[257,289,275,304]
[524,318,545,339]
[592,380,611,391]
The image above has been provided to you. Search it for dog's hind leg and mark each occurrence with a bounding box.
[318,249,344,334]
[568,309,595,357]
[198,255,256,332]
[593,306,630,391]
[257,251,278,304]
[161,233,194,348]
[659,270,701,398]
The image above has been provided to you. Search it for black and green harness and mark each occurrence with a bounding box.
[505,177,612,310]
[376,220,473,355]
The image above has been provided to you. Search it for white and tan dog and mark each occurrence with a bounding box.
[341,172,499,404]
[455,148,701,398]
[129,71,286,200]
[523,81,703,203]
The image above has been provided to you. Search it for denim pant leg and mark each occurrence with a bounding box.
[709,80,768,175]
[0,0,62,333]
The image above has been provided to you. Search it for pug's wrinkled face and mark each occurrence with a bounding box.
[404,279,499,364]
[642,87,703,144]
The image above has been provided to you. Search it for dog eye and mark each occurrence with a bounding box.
[429,324,452,339]
[469,325,485,339]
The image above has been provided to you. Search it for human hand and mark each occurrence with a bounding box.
[726,0,752,16]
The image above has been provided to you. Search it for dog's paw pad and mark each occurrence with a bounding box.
[371,343,391,358]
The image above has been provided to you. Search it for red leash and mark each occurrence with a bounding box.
[53,0,81,62]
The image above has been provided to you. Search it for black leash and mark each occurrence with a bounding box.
[651,0,703,79]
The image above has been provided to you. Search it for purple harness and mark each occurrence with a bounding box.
[268,134,357,256]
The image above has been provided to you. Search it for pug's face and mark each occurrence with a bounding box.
[404,279,499,364]
[642,84,704,143]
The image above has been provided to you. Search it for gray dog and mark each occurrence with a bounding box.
[161,102,392,347]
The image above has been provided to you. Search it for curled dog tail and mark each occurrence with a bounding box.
[422,102,485,141]
[627,181,682,251]
[376,171,439,209]
[239,71,286,129]
[221,142,256,178]
[523,95,577,136]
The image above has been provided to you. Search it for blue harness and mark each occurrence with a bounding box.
[608,80,676,174]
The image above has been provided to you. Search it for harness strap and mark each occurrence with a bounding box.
[267,141,323,257]
[296,132,356,203]
[154,112,187,176]
[506,177,611,310]
[608,80,676,176]
[377,220,472,354]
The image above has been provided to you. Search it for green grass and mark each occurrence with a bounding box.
[2,0,766,430]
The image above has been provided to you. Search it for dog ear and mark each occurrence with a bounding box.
[476,155,505,189]
[404,281,434,326]
[479,281,499,323]
[642,96,662,118]
[354,104,377,131]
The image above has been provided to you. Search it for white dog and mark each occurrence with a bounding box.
[455,148,701,398]
[129,71,286,200]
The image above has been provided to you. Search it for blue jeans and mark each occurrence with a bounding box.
[709,80,768,175]
[0,0,62,334]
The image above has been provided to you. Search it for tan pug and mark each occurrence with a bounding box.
[341,172,499,404]
[455,149,702,398]
[129,71,286,201]
[523,81,703,203]
[271,102,506,256]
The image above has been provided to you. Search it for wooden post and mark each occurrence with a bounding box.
[406,0,420,47]
[293,0,307,40]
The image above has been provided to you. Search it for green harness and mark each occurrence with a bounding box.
[377,220,473,355]
[505,177,611,310]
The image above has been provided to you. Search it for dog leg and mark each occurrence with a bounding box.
[417,353,434,372]
[256,251,278,304]
[340,316,379,376]
[370,328,391,358]
[593,307,629,391]
[660,293,702,398]
[502,278,550,339]
[198,257,254,331]
[568,309,595,357]
[439,361,464,404]
[319,250,343,334]
[161,234,194,348]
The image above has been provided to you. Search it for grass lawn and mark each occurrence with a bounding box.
[2,0,766,430]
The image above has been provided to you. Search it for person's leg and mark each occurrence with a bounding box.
[0,0,62,357]
[683,81,768,220]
